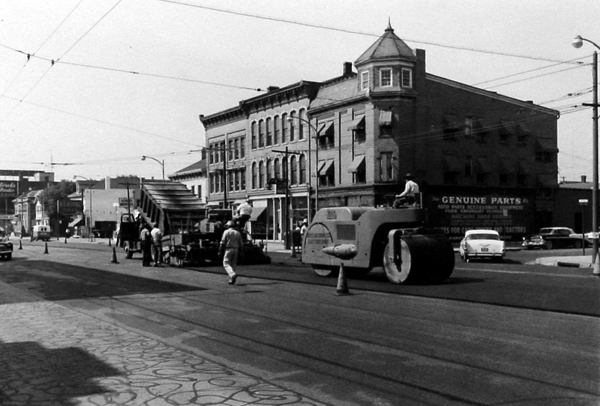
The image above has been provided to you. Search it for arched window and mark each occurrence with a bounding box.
[281,113,288,143]
[251,122,257,149]
[259,119,265,148]
[282,156,288,181]
[259,160,265,188]
[299,154,306,184]
[299,108,307,140]
[266,117,272,146]
[274,158,280,180]
[290,155,298,185]
[266,158,272,181]
[252,161,258,189]
[273,116,280,144]
[289,111,296,142]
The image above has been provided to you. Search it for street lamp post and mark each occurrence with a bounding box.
[287,115,319,221]
[572,35,600,276]
[74,175,95,242]
[141,155,165,180]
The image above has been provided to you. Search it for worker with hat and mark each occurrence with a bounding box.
[219,219,243,285]
[393,173,419,209]
[236,198,253,230]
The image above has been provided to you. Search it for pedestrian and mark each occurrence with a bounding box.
[219,220,243,285]
[300,219,308,239]
[140,224,152,267]
[151,222,163,266]
[394,173,420,208]
[237,199,253,230]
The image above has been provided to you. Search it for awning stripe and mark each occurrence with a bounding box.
[348,116,365,131]
[347,156,365,173]
[318,160,334,175]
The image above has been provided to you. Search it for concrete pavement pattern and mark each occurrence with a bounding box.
[0,301,326,406]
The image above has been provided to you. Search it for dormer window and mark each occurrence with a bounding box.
[380,68,392,87]
[361,71,370,91]
[401,68,413,88]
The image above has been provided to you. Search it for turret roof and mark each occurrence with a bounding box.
[354,23,415,65]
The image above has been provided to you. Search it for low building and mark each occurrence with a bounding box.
[168,159,208,203]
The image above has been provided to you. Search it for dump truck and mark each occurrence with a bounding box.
[302,206,454,284]
[118,180,270,266]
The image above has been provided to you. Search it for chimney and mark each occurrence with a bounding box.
[582,175,587,183]
[343,62,353,77]
[267,86,280,92]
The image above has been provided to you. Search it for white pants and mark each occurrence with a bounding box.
[223,248,239,278]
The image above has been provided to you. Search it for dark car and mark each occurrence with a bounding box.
[522,227,588,250]
[0,235,13,260]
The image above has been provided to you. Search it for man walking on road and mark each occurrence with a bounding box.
[219,220,243,285]
[151,222,163,267]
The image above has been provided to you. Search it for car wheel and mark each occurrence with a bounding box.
[461,252,468,262]
[6,253,11,260]
[544,240,553,250]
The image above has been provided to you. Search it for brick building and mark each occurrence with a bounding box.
[201,24,559,242]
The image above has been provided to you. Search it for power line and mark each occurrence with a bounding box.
[159,0,582,64]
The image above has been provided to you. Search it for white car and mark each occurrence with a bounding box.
[459,230,505,262]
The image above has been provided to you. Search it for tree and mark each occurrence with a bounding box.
[39,181,76,221]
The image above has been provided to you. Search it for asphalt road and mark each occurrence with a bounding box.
[1,239,599,406]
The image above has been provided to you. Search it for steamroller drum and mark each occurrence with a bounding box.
[311,265,339,277]
[383,234,454,284]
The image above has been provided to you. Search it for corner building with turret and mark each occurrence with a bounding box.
[200,24,559,242]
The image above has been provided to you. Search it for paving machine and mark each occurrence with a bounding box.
[302,206,454,284]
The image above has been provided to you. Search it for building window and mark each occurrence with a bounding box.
[228,140,234,160]
[234,139,239,159]
[251,122,257,149]
[259,119,265,148]
[289,111,296,142]
[380,152,394,181]
[290,155,298,185]
[465,117,473,138]
[361,71,369,91]
[266,159,272,183]
[401,68,412,88]
[252,162,257,189]
[274,158,280,180]
[299,109,307,140]
[259,161,265,189]
[281,113,288,143]
[240,168,246,190]
[273,116,280,144]
[191,185,195,195]
[266,117,272,146]
[465,156,473,176]
[240,136,245,159]
[380,68,392,87]
[299,154,306,184]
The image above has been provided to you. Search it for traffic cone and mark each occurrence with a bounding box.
[44,243,49,254]
[111,247,119,264]
[334,263,351,295]
[18,239,22,250]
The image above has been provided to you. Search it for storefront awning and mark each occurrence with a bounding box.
[348,116,365,131]
[69,217,83,227]
[347,156,365,173]
[379,110,392,126]
[250,206,266,221]
[318,160,334,175]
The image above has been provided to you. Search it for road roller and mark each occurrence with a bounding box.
[301,206,455,284]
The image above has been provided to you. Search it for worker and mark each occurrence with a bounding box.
[219,220,244,285]
[237,199,253,229]
[150,222,163,266]
[394,173,419,208]
[139,224,152,267]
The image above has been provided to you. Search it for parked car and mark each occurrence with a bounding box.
[0,234,13,260]
[522,227,588,250]
[459,229,505,262]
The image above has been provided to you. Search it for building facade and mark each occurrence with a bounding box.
[169,158,208,203]
[201,24,559,242]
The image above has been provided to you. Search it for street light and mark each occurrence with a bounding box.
[141,155,165,180]
[74,175,95,242]
[287,115,319,221]
[572,35,600,276]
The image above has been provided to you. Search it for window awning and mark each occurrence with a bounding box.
[249,206,267,221]
[347,156,365,173]
[318,160,334,175]
[348,116,365,131]
[536,138,559,152]
[317,121,334,137]
[379,110,392,126]
[443,155,461,172]
[69,217,83,227]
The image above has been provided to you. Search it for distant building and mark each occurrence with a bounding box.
[7,170,55,235]
[169,159,208,203]
[201,24,559,242]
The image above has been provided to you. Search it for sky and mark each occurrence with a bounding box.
[0,0,599,182]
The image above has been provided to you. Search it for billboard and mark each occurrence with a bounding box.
[0,181,17,197]
[427,193,535,241]
[57,200,83,216]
